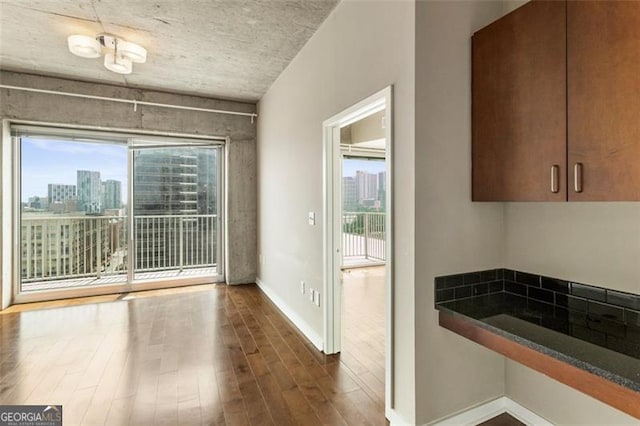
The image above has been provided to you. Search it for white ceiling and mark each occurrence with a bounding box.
[341,109,386,150]
[0,0,338,102]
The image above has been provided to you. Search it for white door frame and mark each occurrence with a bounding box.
[322,86,394,411]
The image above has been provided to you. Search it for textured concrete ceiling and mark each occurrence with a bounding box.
[0,0,338,102]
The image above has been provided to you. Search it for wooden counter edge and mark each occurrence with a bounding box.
[438,310,640,419]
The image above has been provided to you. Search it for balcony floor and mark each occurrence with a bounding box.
[342,255,385,268]
[21,267,218,292]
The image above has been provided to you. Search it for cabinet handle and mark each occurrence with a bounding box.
[574,163,583,193]
[550,165,560,193]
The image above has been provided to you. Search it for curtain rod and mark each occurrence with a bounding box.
[0,84,258,123]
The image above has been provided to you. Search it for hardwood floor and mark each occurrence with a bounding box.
[0,282,387,425]
[341,266,385,408]
[478,413,525,426]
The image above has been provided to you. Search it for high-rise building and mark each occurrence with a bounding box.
[77,170,102,214]
[48,184,76,204]
[197,151,217,215]
[134,151,198,215]
[102,179,122,210]
[367,173,378,199]
[20,213,120,283]
[356,171,367,202]
[356,170,379,203]
[343,176,357,211]
[378,171,386,209]
[26,196,49,210]
[133,149,217,270]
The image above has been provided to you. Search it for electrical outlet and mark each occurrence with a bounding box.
[315,292,320,307]
[300,281,305,294]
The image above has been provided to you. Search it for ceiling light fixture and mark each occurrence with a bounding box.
[67,33,147,75]
[67,35,101,58]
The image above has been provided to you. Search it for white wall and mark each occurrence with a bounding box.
[414,1,511,423]
[506,360,638,424]
[259,1,638,423]
[504,202,640,424]
[497,0,640,421]
[505,203,640,293]
[257,0,416,422]
[415,1,639,423]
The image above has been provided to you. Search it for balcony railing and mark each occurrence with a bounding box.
[134,214,217,272]
[21,215,127,283]
[342,212,386,266]
[20,214,217,291]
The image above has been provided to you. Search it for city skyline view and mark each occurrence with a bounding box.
[21,137,127,202]
[19,141,221,289]
[22,139,382,202]
[343,157,386,211]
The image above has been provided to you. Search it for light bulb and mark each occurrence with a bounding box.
[119,41,147,63]
[104,52,133,74]
[67,35,101,58]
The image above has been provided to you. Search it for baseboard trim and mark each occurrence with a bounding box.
[504,398,553,426]
[428,396,553,426]
[387,407,412,426]
[255,278,323,351]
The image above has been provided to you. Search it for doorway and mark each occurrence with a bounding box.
[323,86,393,414]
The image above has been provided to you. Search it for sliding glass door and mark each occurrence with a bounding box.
[19,135,128,293]
[132,144,222,283]
[14,126,224,302]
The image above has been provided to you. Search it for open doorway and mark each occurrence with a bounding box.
[342,156,386,268]
[323,86,393,415]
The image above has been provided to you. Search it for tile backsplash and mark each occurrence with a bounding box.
[434,269,504,304]
[435,268,640,327]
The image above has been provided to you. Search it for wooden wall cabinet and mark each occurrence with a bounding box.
[472,0,640,201]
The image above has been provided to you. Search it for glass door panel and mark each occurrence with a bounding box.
[19,136,128,293]
[132,145,221,282]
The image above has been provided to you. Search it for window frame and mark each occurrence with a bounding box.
[4,121,227,306]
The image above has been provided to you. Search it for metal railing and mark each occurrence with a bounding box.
[21,214,217,284]
[21,215,127,282]
[342,212,386,264]
[134,214,217,272]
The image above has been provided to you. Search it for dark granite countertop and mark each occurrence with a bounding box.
[436,292,640,392]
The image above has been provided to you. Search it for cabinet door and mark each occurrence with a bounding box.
[472,1,566,201]
[568,1,640,201]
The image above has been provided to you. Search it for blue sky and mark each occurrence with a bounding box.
[21,138,127,202]
[343,157,385,177]
[21,139,383,202]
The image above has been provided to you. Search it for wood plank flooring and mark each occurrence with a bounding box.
[478,413,525,426]
[341,266,386,408]
[0,280,387,425]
